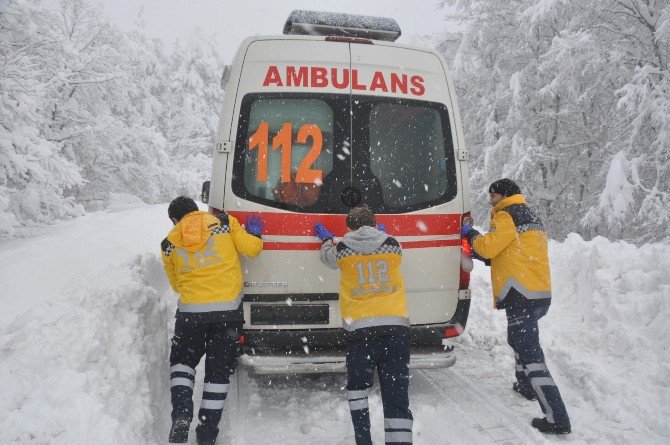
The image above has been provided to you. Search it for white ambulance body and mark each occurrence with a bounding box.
[204,11,472,373]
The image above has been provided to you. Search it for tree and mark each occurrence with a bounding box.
[0,0,84,237]
[0,0,227,239]
[582,0,670,243]
[159,31,224,196]
[442,0,669,243]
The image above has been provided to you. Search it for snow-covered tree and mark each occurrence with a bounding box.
[0,0,226,240]
[581,0,670,243]
[0,0,85,237]
[442,0,670,243]
[158,31,224,196]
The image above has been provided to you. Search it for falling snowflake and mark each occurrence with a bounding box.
[285,297,293,306]
[416,221,428,232]
[392,179,402,187]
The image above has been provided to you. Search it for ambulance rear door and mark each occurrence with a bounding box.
[349,42,463,326]
[225,37,354,329]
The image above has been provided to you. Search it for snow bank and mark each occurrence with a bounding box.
[463,233,670,442]
[549,234,670,439]
[0,255,170,444]
[0,204,174,328]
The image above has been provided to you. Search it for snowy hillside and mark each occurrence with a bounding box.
[0,204,668,444]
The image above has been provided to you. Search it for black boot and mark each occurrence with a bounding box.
[513,382,537,400]
[531,417,571,434]
[169,418,190,443]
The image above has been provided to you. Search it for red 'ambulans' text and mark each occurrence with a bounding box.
[262,66,425,96]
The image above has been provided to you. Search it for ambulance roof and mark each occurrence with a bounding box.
[283,10,401,42]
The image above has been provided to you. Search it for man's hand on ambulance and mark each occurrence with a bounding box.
[461,225,474,238]
[246,215,265,237]
[313,222,334,243]
[461,225,483,242]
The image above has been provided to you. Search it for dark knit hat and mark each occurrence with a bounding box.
[488,179,521,197]
[168,196,199,221]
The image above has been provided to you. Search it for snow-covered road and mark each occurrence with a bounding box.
[1,204,668,444]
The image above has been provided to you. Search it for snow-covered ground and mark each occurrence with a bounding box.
[0,204,668,444]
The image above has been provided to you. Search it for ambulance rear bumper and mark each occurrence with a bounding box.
[238,298,469,374]
[238,344,456,374]
[241,298,471,351]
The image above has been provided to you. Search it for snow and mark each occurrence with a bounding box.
[1,204,669,444]
[582,151,635,230]
[0,202,172,327]
[463,234,670,443]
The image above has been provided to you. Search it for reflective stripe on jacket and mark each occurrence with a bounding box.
[161,211,262,315]
[471,194,551,309]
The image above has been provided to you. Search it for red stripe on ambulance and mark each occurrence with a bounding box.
[225,211,459,237]
[261,238,461,251]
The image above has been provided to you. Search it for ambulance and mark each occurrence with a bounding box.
[202,10,473,373]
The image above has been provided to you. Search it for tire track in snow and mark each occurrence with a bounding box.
[410,346,543,444]
[218,366,251,445]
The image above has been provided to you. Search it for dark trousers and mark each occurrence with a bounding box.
[346,335,413,445]
[506,306,570,426]
[169,314,241,443]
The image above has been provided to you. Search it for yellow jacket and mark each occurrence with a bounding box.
[161,211,262,316]
[320,226,409,337]
[470,194,551,309]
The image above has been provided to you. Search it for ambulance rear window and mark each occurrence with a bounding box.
[368,103,449,208]
[232,93,457,214]
[242,98,334,206]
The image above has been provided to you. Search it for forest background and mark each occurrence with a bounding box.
[1,0,668,244]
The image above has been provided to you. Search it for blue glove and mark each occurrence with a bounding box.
[313,222,334,242]
[461,225,473,238]
[377,223,387,233]
[246,215,265,237]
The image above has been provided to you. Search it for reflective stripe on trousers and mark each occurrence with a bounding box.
[200,382,229,411]
[170,363,196,389]
[506,306,570,426]
[385,418,413,444]
[348,388,370,411]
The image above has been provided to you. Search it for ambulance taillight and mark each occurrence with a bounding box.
[444,325,464,338]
